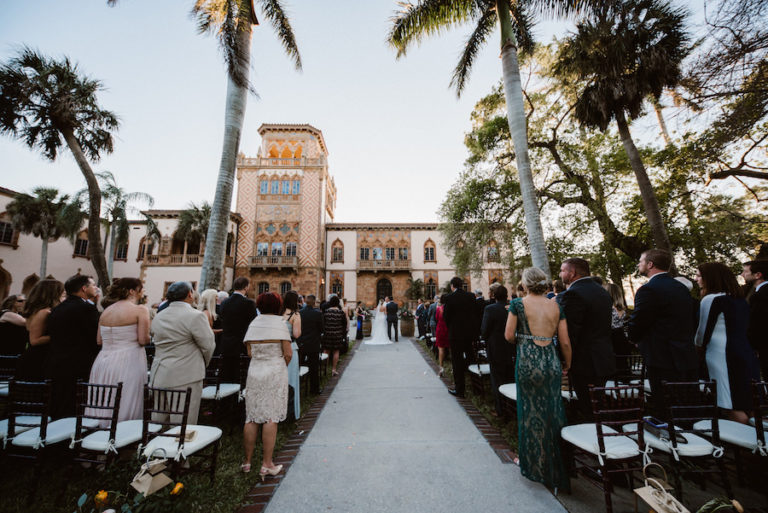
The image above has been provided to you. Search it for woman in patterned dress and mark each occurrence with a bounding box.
[322,295,347,376]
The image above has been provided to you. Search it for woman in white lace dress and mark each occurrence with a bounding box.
[241,292,293,480]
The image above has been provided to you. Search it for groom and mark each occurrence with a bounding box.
[385,297,399,342]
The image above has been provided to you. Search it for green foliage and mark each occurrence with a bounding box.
[7,187,79,243]
[405,278,425,301]
[176,202,212,245]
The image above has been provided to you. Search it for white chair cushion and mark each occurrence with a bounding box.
[468,364,490,376]
[561,423,640,460]
[561,389,577,401]
[320,353,328,361]
[141,424,222,460]
[498,383,517,401]
[299,366,309,378]
[12,417,99,448]
[622,423,716,457]
[0,381,8,397]
[749,417,768,430]
[643,379,651,393]
[0,416,46,437]
[80,420,162,452]
[201,383,240,400]
[694,419,760,451]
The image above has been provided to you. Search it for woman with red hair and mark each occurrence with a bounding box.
[241,292,293,479]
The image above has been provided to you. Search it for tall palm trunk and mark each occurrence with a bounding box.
[200,25,252,291]
[61,128,109,286]
[651,99,672,145]
[40,237,48,279]
[496,0,550,276]
[614,110,672,253]
[107,225,116,281]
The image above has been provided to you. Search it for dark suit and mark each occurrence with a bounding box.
[561,277,616,418]
[218,292,257,381]
[628,273,698,409]
[481,301,515,416]
[415,303,427,337]
[443,288,477,395]
[474,296,487,338]
[298,306,324,394]
[386,301,399,341]
[45,296,100,419]
[747,283,768,379]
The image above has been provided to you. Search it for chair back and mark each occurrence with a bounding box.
[7,379,52,443]
[471,337,489,372]
[142,385,191,449]
[204,355,223,394]
[73,381,123,453]
[753,380,767,450]
[613,354,645,386]
[239,354,251,390]
[661,380,721,450]
[590,384,645,455]
[0,355,19,381]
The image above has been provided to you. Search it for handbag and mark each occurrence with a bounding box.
[633,463,690,513]
[130,449,174,496]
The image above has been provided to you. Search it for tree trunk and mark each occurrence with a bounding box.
[107,224,116,281]
[614,110,672,255]
[651,98,672,146]
[61,128,109,287]
[40,237,48,279]
[200,24,252,291]
[496,0,550,276]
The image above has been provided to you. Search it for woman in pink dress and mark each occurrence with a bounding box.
[88,278,150,423]
[435,293,450,377]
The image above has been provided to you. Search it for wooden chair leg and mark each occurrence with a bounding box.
[209,439,220,483]
[716,456,734,500]
[601,462,614,513]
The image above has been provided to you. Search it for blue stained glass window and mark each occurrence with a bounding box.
[282,180,290,194]
[270,181,279,194]
[260,180,268,194]
[280,224,290,235]
[292,180,300,194]
[265,224,276,235]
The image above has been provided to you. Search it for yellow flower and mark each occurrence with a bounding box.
[94,490,108,506]
[170,482,184,496]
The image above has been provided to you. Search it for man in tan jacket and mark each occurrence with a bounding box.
[150,281,215,423]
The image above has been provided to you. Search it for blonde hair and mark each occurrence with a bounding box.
[197,288,217,320]
[604,283,626,312]
[521,267,549,295]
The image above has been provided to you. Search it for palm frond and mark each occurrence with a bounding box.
[526,0,596,19]
[450,8,498,96]
[258,0,302,71]
[388,0,479,58]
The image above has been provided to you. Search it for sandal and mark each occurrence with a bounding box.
[331,370,339,377]
[240,463,251,473]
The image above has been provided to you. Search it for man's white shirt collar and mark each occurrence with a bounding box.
[756,281,767,292]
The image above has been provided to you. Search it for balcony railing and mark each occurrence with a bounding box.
[250,255,299,269]
[237,156,326,167]
[143,254,203,266]
[357,259,411,272]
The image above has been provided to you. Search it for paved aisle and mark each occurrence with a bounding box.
[265,341,566,513]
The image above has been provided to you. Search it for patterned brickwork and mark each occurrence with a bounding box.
[236,171,259,267]
[299,171,320,268]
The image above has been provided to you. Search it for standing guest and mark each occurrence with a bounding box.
[385,297,399,342]
[46,275,101,419]
[198,289,223,342]
[322,295,347,376]
[435,294,450,376]
[150,281,215,424]
[481,285,515,417]
[216,290,229,316]
[628,249,698,409]
[16,280,64,380]
[0,295,27,356]
[559,258,615,419]
[242,292,292,478]
[88,278,150,423]
[282,290,302,420]
[427,296,439,336]
[219,277,257,382]
[354,302,365,341]
[545,282,556,300]
[604,282,633,359]
[415,299,427,339]
[743,260,768,378]
[442,277,477,398]
[505,267,572,492]
[299,295,323,394]
[516,283,526,298]
[474,290,487,339]
[552,280,566,303]
[695,263,760,423]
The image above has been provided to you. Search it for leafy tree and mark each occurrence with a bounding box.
[7,188,81,278]
[176,202,212,248]
[405,278,425,301]
[0,48,118,286]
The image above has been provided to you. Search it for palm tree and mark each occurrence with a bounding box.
[0,48,119,286]
[388,1,591,276]
[554,0,689,254]
[176,202,212,249]
[72,171,154,280]
[6,188,81,278]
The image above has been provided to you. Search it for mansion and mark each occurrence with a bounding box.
[0,124,507,306]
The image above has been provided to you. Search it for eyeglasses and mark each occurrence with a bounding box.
[16,299,26,303]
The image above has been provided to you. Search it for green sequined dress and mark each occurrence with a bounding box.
[509,297,570,492]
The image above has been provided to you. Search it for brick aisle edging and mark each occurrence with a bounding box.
[237,339,363,513]
[409,338,518,465]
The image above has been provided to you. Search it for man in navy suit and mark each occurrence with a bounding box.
[443,277,477,397]
[744,259,768,379]
[629,249,698,409]
[219,276,257,382]
[385,297,399,342]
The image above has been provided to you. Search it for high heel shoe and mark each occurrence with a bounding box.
[259,464,283,481]
[438,367,444,377]
[240,463,251,473]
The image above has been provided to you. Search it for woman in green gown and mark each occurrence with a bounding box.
[505,267,573,492]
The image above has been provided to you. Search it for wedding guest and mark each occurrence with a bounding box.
[516,283,526,298]
[505,267,572,492]
[481,286,515,417]
[322,295,346,376]
[219,277,257,382]
[282,290,302,417]
[695,263,760,423]
[628,249,698,410]
[88,278,150,423]
[198,289,222,338]
[553,279,566,303]
[0,295,27,356]
[299,295,323,394]
[150,281,215,424]
[604,282,633,358]
[743,259,768,378]
[427,296,439,336]
[354,302,365,341]
[242,292,292,478]
[443,277,476,397]
[46,274,101,419]
[16,280,64,380]
[216,290,229,316]
[474,290,486,339]
[559,258,615,419]
[415,299,427,339]
[435,293,450,376]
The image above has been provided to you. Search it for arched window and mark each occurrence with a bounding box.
[487,240,500,262]
[425,279,436,299]
[424,239,436,262]
[73,230,89,258]
[226,232,234,256]
[114,241,128,261]
[0,212,19,248]
[462,275,471,292]
[331,239,344,263]
[259,179,268,194]
[280,281,292,296]
[137,236,155,261]
[258,281,270,294]
[331,279,343,296]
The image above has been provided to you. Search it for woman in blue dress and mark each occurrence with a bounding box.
[695,262,760,424]
[505,267,573,492]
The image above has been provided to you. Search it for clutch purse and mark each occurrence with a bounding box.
[130,449,173,496]
[634,463,689,513]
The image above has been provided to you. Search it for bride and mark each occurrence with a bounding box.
[365,299,393,345]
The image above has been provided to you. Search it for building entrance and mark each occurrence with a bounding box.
[376,278,392,301]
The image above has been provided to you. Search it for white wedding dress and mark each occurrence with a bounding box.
[365,302,394,345]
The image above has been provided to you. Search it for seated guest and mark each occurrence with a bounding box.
[298,295,323,394]
[88,278,150,423]
[46,275,101,419]
[0,295,27,356]
[695,263,760,424]
[150,281,215,424]
[241,292,293,478]
[16,280,65,380]
[481,285,515,417]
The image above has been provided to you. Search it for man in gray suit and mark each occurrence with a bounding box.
[150,281,215,424]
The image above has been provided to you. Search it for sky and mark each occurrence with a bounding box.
[0,1,702,223]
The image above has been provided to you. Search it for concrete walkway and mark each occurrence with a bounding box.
[265,340,566,513]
